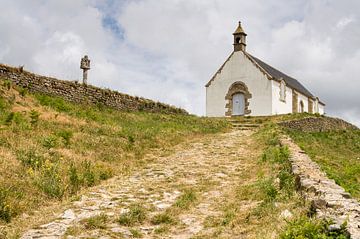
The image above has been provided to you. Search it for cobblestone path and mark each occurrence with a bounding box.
[22,130,258,239]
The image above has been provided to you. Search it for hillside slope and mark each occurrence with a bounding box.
[0,79,228,230]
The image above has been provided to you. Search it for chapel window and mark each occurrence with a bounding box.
[279,79,286,102]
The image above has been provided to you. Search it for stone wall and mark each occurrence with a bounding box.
[281,136,360,238]
[279,116,358,132]
[0,64,187,114]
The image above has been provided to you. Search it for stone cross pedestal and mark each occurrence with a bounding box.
[80,55,90,85]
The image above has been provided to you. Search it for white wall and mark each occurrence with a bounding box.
[271,80,293,115]
[206,51,272,117]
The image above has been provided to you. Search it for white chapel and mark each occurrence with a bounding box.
[205,22,325,117]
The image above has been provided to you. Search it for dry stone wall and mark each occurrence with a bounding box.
[281,136,360,238]
[0,64,187,114]
[279,116,358,132]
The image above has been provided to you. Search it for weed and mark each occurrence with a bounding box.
[175,189,197,209]
[3,80,11,90]
[36,161,64,199]
[42,135,58,149]
[18,87,28,97]
[151,212,174,225]
[259,178,278,203]
[154,225,170,234]
[68,163,81,194]
[56,129,73,146]
[130,228,143,238]
[82,160,95,187]
[4,112,15,125]
[81,213,107,229]
[16,148,45,169]
[118,204,147,226]
[29,110,40,126]
[0,188,12,223]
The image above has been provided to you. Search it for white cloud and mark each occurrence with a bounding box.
[0,0,359,126]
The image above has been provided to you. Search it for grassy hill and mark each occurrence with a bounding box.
[0,76,357,238]
[0,79,229,224]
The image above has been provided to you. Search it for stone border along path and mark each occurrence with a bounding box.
[21,130,258,239]
[281,136,360,238]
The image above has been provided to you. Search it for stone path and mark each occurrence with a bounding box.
[21,130,258,239]
[281,136,360,238]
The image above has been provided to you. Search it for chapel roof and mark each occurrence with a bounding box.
[246,54,315,98]
[233,21,247,35]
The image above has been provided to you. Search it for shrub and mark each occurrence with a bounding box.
[118,204,147,226]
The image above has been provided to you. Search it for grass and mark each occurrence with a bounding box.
[279,216,349,239]
[81,213,108,229]
[286,129,360,199]
[150,212,175,225]
[0,79,229,230]
[174,189,197,209]
[118,204,147,226]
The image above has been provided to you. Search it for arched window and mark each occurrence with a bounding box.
[235,37,241,44]
[279,79,286,102]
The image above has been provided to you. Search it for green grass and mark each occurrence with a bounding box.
[279,216,349,239]
[286,129,360,199]
[81,213,108,229]
[175,189,197,209]
[150,212,175,225]
[118,204,147,226]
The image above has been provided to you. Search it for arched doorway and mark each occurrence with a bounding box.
[232,93,245,116]
[299,100,304,113]
[225,81,252,116]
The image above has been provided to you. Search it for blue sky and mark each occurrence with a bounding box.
[0,0,359,126]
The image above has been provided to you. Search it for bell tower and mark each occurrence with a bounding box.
[233,21,247,52]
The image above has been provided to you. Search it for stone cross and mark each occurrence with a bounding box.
[80,55,90,85]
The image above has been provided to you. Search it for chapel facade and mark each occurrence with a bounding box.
[205,22,325,117]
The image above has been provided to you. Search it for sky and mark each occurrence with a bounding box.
[0,0,359,126]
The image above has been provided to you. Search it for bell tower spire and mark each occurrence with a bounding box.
[233,21,247,52]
